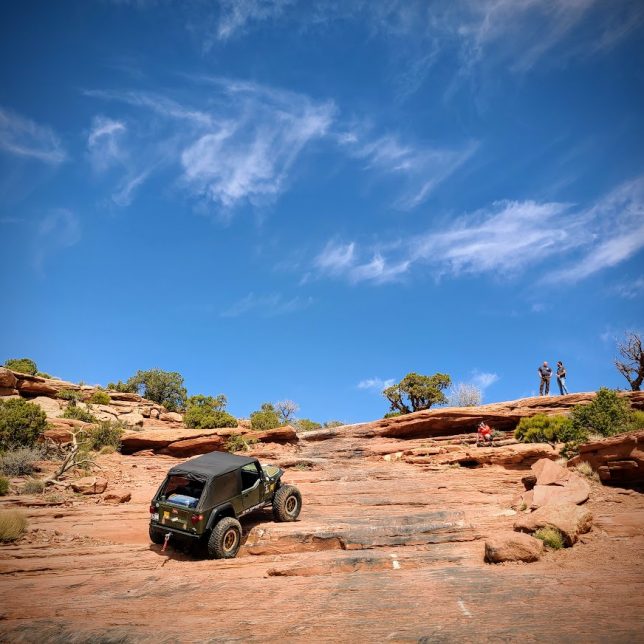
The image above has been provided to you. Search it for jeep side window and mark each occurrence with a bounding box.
[240,463,261,492]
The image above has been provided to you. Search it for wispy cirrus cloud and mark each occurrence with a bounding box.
[311,175,644,286]
[341,133,477,209]
[470,370,499,390]
[87,115,127,172]
[0,107,66,164]
[85,79,334,212]
[33,209,81,271]
[357,377,395,392]
[221,292,314,317]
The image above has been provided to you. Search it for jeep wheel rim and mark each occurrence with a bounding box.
[286,496,298,515]
[223,529,238,552]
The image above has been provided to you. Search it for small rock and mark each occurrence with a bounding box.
[514,502,593,546]
[485,532,544,563]
[103,490,131,504]
[70,476,108,495]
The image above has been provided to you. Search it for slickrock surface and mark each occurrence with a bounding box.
[1,430,643,642]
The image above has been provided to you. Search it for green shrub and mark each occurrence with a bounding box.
[0,476,9,496]
[125,369,187,411]
[58,389,83,404]
[384,372,452,414]
[4,358,37,375]
[89,390,111,405]
[225,434,258,453]
[570,388,634,439]
[62,405,97,423]
[99,445,116,455]
[36,372,52,378]
[514,414,581,444]
[184,395,237,429]
[0,398,48,449]
[21,478,45,495]
[324,420,344,428]
[250,403,281,430]
[0,510,28,542]
[106,380,137,393]
[87,420,125,450]
[534,526,565,549]
[294,418,322,432]
[0,447,44,476]
[628,409,644,431]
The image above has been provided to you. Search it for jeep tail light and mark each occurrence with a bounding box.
[191,514,203,524]
[149,505,155,514]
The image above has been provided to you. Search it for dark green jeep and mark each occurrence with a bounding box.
[149,451,302,559]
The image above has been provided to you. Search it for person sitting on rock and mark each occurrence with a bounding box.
[477,421,494,446]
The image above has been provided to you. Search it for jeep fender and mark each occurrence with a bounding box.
[206,504,237,531]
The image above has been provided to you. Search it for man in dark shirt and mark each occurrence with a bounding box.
[538,361,552,395]
[556,361,568,395]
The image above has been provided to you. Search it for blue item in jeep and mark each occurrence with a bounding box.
[167,493,199,508]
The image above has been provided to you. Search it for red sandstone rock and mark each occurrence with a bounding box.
[0,367,18,389]
[484,531,544,563]
[159,436,226,456]
[514,503,593,545]
[70,476,108,495]
[103,490,132,504]
[568,430,644,489]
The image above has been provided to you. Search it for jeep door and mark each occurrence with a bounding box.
[240,462,264,511]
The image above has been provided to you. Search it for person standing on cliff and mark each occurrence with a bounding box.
[538,361,552,395]
[556,361,568,395]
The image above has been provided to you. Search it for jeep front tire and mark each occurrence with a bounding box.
[207,517,242,559]
[272,485,302,522]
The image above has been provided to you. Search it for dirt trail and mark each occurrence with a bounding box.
[1,438,643,643]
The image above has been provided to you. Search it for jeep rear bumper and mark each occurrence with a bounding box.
[150,522,201,540]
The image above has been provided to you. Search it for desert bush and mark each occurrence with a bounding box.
[0,510,28,542]
[184,395,237,429]
[99,445,116,455]
[628,409,644,430]
[58,389,83,404]
[250,403,281,430]
[89,390,111,405]
[87,421,125,450]
[0,476,9,496]
[106,380,137,393]
[574,462,599,481]
[323,420,344,428]
[534,526,564,550]
[0,446,44,476]
[62,405,97,423]
[0,398,48,450]
[294,418,322,432]
[125,369,187,411]
[21,478,45,495]
[384,372,452,415]
[4,358,38,375]
[569,388,634,439]
[225,434,258,453]
[36,372,52,378]
[514,414,581,444]
[448,383,482,407]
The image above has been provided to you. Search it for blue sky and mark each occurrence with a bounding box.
[1,0,643,423]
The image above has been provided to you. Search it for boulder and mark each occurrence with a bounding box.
[0,387,19,397]
[568,430,644,489]
[71,476,108,495]
[118,411,145,427]
[533,459,569,486]
[514,503,592,546]
[17,378,58,397]
[159,412,183,423]
[159,436,226,457]
[484,532,543,563]
[0,367,18,389]
[150,408,160,420]
[250,425,298,443]
[30,396,63,418]
[530,477,590,508]
[103,490,132,504]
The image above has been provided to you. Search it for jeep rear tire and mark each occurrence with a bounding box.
[207,517,242,559]
[272,485,302,522]
[149,525,165,545]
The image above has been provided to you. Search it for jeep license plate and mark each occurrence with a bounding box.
[152,513,159,521]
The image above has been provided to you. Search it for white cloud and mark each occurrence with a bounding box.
[613,277,644,300]
[86,80,334,212]
[312,175,644,287]
[0,107,66,164]
[221,292,313,317]
[34,209,81,271]
[357,377,395,392]
[342,133,477,209]
[87,115,127,172]
[470,370,499,390]
[214,0,295,42]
